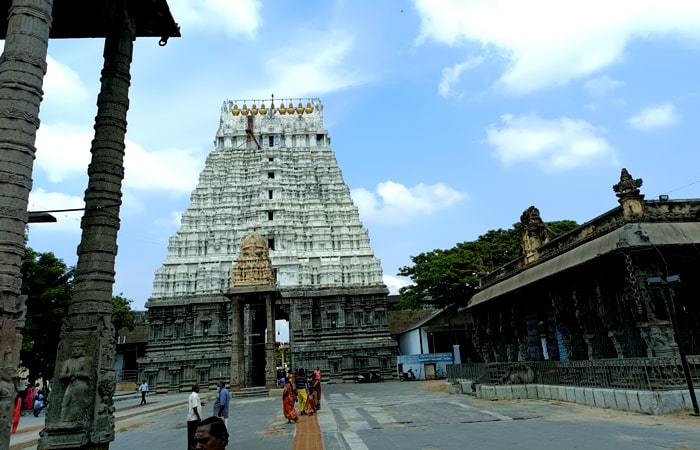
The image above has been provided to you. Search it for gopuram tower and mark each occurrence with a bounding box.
[139,98,397,391]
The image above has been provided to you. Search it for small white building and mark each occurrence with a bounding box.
[396,308,467,380]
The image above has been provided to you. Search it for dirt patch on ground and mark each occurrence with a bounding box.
[539,400,700,428]
[419,380,451,394]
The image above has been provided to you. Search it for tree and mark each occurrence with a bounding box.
[20,247,74,380]
[112,293,136,337]
[397,220,579,311]
[20,248,138,379]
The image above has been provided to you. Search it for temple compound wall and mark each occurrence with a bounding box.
[466,169,700,365]
[138,98,396,392]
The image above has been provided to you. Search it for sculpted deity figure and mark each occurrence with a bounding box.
[59,341,92,424]
[520,206,554,256]
[613,168,643,201]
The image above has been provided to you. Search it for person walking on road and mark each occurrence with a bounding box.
[295,368,309,415]
[309,371,321,412]
[187,384,204,450]
[211,384,221,418]
[215,381,230,428]
[306,372,317,416]
[313,367,322,409]
[138,380,149,405]
[194,416,229,450]
[282,378,299,423]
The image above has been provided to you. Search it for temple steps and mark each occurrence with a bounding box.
[231,386,269,399]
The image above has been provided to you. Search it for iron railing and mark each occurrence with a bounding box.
[447,356,700,391]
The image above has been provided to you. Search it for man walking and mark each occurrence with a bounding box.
[295,368,309,415]
[138,380,149,405]
[187,384,204,450]
[216,381,230,428]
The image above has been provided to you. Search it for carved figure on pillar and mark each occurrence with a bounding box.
[59,341,93,426]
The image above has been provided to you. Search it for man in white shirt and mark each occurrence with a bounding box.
[138,380,149,405]
[187,384,204,450]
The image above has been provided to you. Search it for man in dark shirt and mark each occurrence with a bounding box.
[294,368,309,415]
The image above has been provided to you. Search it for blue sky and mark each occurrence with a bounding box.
[15,0,700,311]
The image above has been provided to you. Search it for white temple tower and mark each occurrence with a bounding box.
[140,98,396,389]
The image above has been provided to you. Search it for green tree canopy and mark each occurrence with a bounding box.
[396,220,578,310]
[20,247,74,380]
[20,245,139,381]
[112,293,136,337]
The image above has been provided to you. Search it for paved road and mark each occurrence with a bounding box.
[11,381,700,449]
[319,382,700,450]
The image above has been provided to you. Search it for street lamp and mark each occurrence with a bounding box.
[28,211,56,223]
[647,275,699,416]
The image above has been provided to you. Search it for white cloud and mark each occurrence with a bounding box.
[438,57,484,99]
[351,180,466,224]
[627,103,679,131]
[168,0,262,38]
[123,142,204,195]
[34,123,204,194]
[28,188,83,233]
[35,123,92,182]
[383,274,413,295]
[486,114,616,171]
[414,0,700,94]
[262,32,374,97]
[44,56,89,105]
[584,75,625,98]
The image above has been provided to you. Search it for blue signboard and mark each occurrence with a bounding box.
[398,352,453,364]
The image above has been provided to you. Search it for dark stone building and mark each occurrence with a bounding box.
[467,169,700,363]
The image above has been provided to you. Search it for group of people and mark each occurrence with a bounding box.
[184,368,323,449]
[187,381,230,450]
[282,366,322,424]
[16,381,48,417]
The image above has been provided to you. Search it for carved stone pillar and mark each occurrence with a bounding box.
[545,311,561,361]
[230,297,244,389]
[525,313,543,361]
[583,333,596,360]
[608,331,626,358]
[0,2,52,448]
[265,294,277,388]
[40,11,136,449]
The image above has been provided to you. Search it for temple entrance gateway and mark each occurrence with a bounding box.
[139,98,397,392]
[226,231,279,389]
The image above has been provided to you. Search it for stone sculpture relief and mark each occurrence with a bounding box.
[613,168,643,201]
[231,232,275,287]
[59,341,93,426]
[520,206,555,262]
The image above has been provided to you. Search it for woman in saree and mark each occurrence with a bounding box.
[282,379,299,423]
[308,372,320,415]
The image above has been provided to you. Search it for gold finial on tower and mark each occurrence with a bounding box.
[305,101,313,114]
[260,102,267,116]
[296,102,304,114]
[232,103,240,116]
[278,102,286,114]
[288,102,295,115]
[241,103,248,116]
[251,103,258,115]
